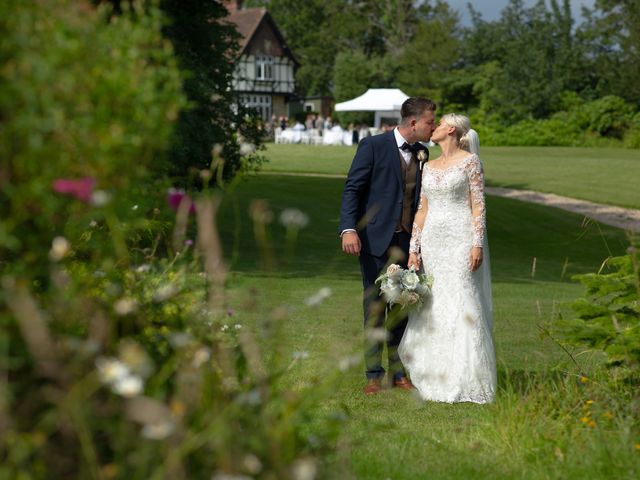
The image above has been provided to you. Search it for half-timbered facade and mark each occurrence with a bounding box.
[224,1,298,121]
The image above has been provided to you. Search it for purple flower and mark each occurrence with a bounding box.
[167,188,196,214]
[53,177,96,203]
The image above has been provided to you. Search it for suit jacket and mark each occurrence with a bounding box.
[339,131,427,257]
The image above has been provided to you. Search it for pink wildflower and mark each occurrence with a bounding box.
[167,188,196,214]
[52,177,96,203]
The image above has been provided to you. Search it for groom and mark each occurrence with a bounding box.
[339,97,437,395]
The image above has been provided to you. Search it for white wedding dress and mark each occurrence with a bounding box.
[399,153,497,403]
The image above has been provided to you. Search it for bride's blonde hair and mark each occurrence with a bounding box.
[441,113,480,155]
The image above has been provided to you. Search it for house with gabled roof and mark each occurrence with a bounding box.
[224,1,299,121]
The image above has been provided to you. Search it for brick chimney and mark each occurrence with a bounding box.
[224,1,243,14]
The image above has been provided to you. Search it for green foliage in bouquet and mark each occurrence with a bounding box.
[556,244,640,380]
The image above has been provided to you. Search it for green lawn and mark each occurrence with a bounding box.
[259,144,640,209]
[218,174,638,479]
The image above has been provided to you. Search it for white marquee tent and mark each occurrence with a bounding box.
[334,88,409,128]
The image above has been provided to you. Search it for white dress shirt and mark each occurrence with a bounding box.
[394,127,413,165]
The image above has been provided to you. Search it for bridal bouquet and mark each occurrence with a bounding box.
[375,264,432,310]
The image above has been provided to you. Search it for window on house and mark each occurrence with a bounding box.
[240,94,272,121]
[255,55,274,80]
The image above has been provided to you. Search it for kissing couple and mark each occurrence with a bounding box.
[339,97,496,403]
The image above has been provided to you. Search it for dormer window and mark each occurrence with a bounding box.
[256,55,274,80]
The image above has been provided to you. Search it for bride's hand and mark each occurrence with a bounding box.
[469,246,483,271]
[408,252,421,270]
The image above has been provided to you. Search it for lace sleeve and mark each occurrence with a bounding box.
[467,154,486,248]
[409,196,423,254]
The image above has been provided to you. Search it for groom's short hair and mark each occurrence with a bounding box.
[400,98,437,123]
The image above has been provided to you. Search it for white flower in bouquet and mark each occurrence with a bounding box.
[401,270,420,290]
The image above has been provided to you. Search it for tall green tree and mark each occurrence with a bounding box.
[397,1,462,106]
[98,0,264,186]
[336,0,459,98]
[331,49,375,125]
[462,0,590,121]
[248,0,452,97]
[332,50,373,102]
[160,0,264,186]
[354,0,421,57]
[246,0,348,96]
[580,0,640,105]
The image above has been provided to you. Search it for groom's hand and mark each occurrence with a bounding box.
[342,231,361,256]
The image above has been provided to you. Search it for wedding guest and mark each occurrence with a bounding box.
[350,123,360,145]
[305,114,314,131]
[359,124,371,140]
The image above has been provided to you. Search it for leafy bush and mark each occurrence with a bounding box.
[624,128,640,149]
[486,117,584,147]
[472,95,639,148]
[623,113,640,149]
[573,95,635,138]
[0,0,186,279]
[555,246,640,381]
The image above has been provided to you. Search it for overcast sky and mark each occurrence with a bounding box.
[447,0,597,25]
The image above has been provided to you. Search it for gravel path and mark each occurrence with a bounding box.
[485,187,640,232]
[261,171,640,232]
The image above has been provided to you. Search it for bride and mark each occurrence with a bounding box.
[399,113,496,404]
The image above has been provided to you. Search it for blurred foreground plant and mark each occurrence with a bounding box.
[0,1,345,478]
[2,193,346,479]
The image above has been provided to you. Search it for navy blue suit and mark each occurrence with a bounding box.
[339,131,427,380]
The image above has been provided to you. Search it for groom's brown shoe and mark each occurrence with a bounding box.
[363,378,382,395]
[392,377,414,391]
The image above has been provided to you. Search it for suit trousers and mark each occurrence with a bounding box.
[359,231,410,380]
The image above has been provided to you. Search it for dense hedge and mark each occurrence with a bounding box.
[473,95,640,148]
